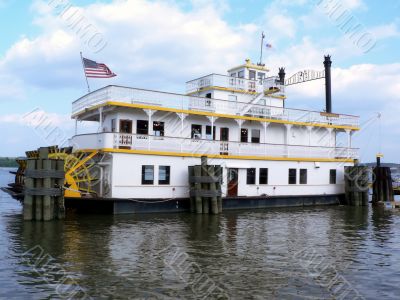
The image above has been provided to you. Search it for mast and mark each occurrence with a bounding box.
[258,32,265,66]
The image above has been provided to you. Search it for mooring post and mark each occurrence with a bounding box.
[23,159,35,221]
[194,165,202,214]
[372,154,394,205]
[208,165,219,215]
[56,159,66,219]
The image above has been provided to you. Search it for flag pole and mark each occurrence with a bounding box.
[80,52,91,93]
[259,32,265,66]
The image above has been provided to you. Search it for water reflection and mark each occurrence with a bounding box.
[1,190,400,299]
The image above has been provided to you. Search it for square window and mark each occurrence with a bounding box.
[142,165,154,185]
[137,120,149,135]
[153,121,164,136]
[159,166,170,185]
[259,168,268,184]
[191,124,202,139]
[247,168,256,185]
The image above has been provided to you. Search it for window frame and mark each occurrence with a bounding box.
[136,120,149,135]
[259,168,268,185]
[247,168,256,185]
[251,129,261,143]
[141,165,154,185]
[220,127,229,141]
[159,166,170,185]
[191,124,202,139]
[288,169,297,185]
[329,169,337,184]
[300,169,308,185]
[153,121,165,137]
[111,119,116,132]
[249,70,256,80]
[240,128,248,143]
[205,125,216,140]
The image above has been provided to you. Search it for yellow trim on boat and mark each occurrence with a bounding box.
[79,148,355,163]
[228,60,270,72]
[74,101,359,131]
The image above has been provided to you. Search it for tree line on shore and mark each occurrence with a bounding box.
[0,158,18,168]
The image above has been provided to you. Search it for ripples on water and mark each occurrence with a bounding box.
[1,167,400,299]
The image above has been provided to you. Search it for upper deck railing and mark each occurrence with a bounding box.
[72,85,360,128]
[185,73,285,97]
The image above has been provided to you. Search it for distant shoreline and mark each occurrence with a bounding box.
[0,158,18,168]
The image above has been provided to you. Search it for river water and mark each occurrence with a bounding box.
[1,167,400,299]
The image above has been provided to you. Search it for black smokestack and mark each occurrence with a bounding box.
[278,67,285,85]
[324,55,332,113]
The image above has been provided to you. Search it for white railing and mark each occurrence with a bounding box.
[72,85,360,128]
[69,132,359,160]
[186,73,265,94]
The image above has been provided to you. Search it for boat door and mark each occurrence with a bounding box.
[227,168,238,197]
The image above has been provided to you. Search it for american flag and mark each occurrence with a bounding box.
[266,43,272,49]
[83,57,116,78]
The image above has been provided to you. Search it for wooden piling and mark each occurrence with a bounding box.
[23,146,65,221]
[194,165,203,214]
[344,166,369,206]
[201,161,210,214]
[23,159,35,221]
[188,156,222,214]
[215,165,223,213]
[188,166,196,213]
[208,165,218,215]
[373,166,394,205]
[43,159,53,221]
[35,158,43,221]
[56,159,66,219]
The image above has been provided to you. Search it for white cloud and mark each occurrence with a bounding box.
[369,23,400,40]
[0,0,256,95]
[0,109,72,128]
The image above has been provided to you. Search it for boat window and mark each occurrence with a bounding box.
[241,128,248,143]
[247,168,256,185]
[153,121,164,136]
[142,165,154,185]
[206,125,216,140]
[111,119,116,132]
[259,168,268,184]
[258,72,265,80]
[289,169,297,185]
[220,127,229,141]
[137,120,149,135]
[120,119,132,133]
[191,124,202,139]
[206,93,212,98]
[330,169,337,184]
[230,73,236,77]
[238,70,245,78]
[251,129,260,143]
[159,166,170,185]
[249,70,256,80]
[300,169,307,184]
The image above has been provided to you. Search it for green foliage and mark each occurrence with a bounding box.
[0,157,18,168]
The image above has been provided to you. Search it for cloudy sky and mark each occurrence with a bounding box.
[0,0,399,162]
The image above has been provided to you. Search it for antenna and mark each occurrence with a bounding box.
[258,32,265,66]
